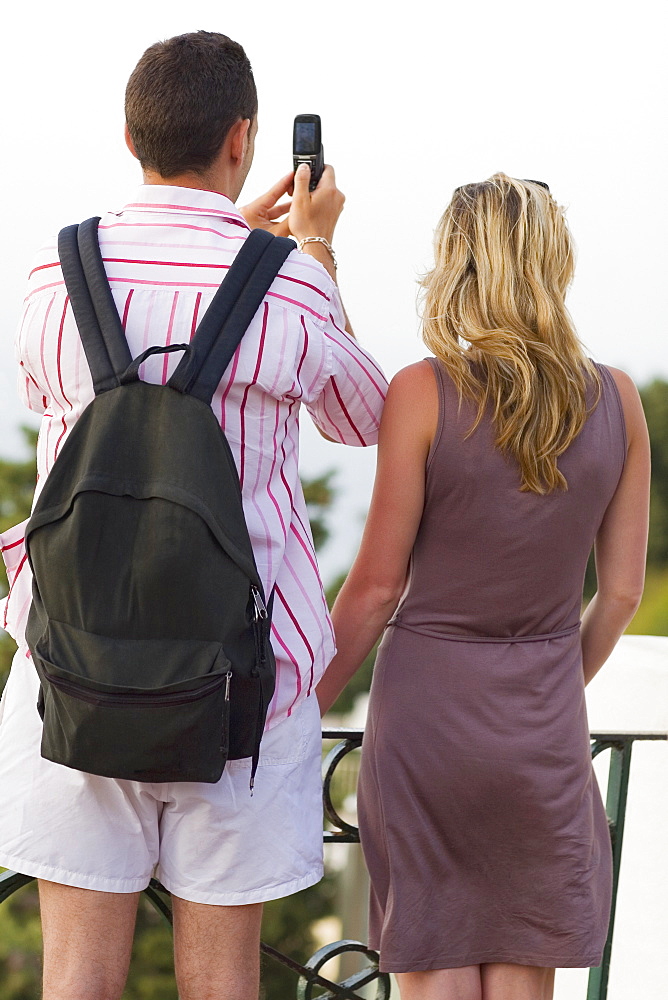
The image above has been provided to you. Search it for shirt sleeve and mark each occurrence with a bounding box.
[15,297,50,415]
[303,286,388,446]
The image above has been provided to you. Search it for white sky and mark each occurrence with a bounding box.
[1,0,667,579]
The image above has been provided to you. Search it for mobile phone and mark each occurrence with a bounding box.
[293,114,324,192]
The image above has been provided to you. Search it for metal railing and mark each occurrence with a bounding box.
[0,728,665,999]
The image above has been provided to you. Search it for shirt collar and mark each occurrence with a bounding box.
[117,184,251,230]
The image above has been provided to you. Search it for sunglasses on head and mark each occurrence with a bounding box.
[454,179,550,194]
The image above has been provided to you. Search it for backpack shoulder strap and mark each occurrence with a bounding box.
[169,229,296,404]
[59,220,295,400]
[57,217,133,394]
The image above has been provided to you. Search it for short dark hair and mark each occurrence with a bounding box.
[125,31,257,178]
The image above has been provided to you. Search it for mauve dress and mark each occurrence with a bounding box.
[357,359,624,972]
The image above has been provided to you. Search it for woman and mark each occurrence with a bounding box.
[316,174,650,1000]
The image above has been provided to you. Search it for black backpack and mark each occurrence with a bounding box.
[24,218,295,789]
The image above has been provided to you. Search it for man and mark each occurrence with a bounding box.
[0,31,387,1000]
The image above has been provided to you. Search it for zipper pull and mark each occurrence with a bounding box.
[225,671,232,701]
[251,587,268,621]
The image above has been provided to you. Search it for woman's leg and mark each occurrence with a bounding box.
[481,963,555,1000]
[396,966,482,1000]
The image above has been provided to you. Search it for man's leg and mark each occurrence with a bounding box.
[172,894,264,1000]
[39,880,140,1000]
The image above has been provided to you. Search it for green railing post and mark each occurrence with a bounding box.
[586,739,634,1000]
[0,870,33,904]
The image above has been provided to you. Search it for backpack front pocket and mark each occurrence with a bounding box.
[34,620,232,783]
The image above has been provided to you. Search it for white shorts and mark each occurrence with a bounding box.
[0,647,324,905]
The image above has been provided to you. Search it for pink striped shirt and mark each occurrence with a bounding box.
[1,185,387,729]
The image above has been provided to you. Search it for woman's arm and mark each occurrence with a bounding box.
[580,368,651,685]
[315,361,439,715]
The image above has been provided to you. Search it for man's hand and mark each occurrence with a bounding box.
[241,164,346,283]
[240,165,345,244]
[288,163,345,244]
[240,174,294,236]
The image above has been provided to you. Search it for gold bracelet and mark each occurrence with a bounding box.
[296,236,337,269]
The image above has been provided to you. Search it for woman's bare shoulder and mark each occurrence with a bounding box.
[604,364,638,397]
[381,360,440,452]
[387,359,438,395]
[601,365,647,443]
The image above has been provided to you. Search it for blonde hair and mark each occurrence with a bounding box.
[421,172,599,493]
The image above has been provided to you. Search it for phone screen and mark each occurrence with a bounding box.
[294,122,318,154]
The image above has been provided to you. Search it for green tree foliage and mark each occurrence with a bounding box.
[623,380,668,635]
[302,472,335,551]
[0,429,37,534]
[640,380,668,568]
[0,884,42,999]
[581,380,668,608]
[627,568,668,635]
[0,428,36,690]
[260,877,337,999]
[127,901,180,1000]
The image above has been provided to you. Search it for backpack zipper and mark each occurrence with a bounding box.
[251,587,270,667]
[249,586,270,793]
[44,670,228,708]
[251,586,268,620]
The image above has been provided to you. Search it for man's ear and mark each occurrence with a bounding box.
[124,124,138,160]
[229,118,251,165]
